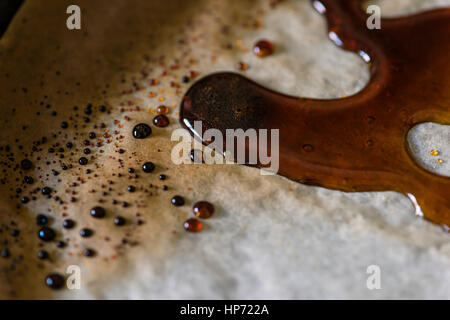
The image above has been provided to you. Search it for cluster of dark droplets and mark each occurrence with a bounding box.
[132,123,215,232]
[1,101,215,291]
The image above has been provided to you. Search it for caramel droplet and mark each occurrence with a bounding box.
[193,201,215,219]
[302,144,314,153]
[153,114,170,127]
[253,39,274,57]
[237,62,249,71]
[430,149,439,156]
[157,105,169,115]
[183,218,203,232]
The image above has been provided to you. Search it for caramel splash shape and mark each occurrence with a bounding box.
[180,0,450,226]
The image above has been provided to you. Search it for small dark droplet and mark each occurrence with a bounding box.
[83,148,91,155]
[63,219,75,229]
[61,121,68,129]
[132,123,152,139]
[114,216,126,226]
[171,195,185,206]
[38,227,56,241]
[21,196,30,204]
[38,250,49,259]
[162,185,168,191]
[10,229,20,237]
[127,185,136,192]
[99,105,107,112]
[159,174,166,180]
[79,157,88,165]
[142,162,155,173]
[41,187,52,195]
[80,228,93,238]
[89,132,96,139]
[182,76,190,83]
[84,248,95,257]
[66,142,73,148]
[24,176,34,184]
[21,159,32,170]
[90,206,106,219]
[36,214,48,225]
[45,273,64,289]
[56,240,66,248]
[1,249,10,258]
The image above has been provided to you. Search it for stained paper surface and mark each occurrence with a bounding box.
[0,0,449,299]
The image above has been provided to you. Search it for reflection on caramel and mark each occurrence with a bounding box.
[180,0,450,226]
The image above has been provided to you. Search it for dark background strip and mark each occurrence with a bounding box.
[0,0,24,38]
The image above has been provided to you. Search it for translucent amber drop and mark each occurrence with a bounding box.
[253,40,274,57]
[193,201,215,219]
[183,218,203,232]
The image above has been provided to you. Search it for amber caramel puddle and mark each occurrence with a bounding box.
[180,0,450,226]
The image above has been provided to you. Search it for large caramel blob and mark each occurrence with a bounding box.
[180,0,450,226]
